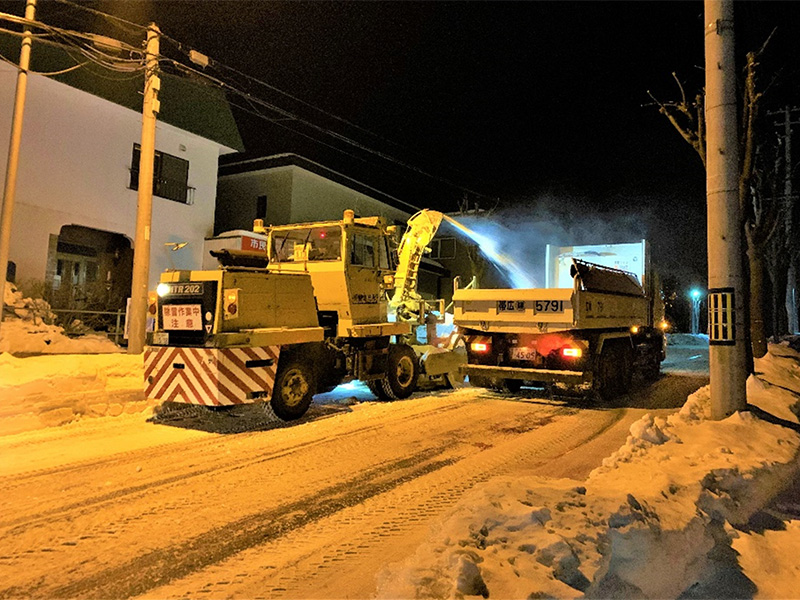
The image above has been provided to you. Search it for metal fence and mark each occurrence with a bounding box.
[51,308,127,346]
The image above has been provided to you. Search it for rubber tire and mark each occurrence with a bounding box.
[271,360,315,420]
[375,344,420,400]
[593,344,619,402]
[618,345,633,392]
[366,379,387,400]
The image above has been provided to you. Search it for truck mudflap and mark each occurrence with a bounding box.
[460,364,590,386]
[144,346,281,406]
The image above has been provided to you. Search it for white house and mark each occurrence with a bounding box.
[216,153,458,300]
[216,153,421,232]
[0,33,242,312]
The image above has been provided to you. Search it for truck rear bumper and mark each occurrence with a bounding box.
[144,345,281,406]
[460,364,589,385]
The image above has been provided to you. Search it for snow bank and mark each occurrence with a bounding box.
[1,281,121,355]
[0,352,148,436]
[378,344,800,599]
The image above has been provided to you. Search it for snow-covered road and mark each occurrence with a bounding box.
[0,370,706,599]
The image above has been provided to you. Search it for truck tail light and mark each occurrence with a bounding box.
[561,347,582,358]
[223,288,239,320]
[147,291,158,315]
[471,342,489,353]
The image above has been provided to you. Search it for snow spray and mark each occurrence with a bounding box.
[441,214,535,288]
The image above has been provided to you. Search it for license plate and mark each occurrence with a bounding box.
[165,282,204,296]
[162,304,203,330]
[510,347,536,361]
[534,300,565,313]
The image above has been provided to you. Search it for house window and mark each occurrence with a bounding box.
[256,195,267,220]
[129,144,192,204]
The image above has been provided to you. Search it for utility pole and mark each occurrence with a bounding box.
[704,0,748,418]
[127,23,160,354]
[0,0,36,339]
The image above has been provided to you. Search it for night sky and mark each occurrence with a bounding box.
[2,0,799,288]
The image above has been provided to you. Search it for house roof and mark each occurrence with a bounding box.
[0,32,244,152]
[219,152,424,216]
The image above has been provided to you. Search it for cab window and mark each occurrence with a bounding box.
[271,226,342,262]
[351,234,377,267]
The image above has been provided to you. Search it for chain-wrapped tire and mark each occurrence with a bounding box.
[373,343,419,400]
[270,360,315,420]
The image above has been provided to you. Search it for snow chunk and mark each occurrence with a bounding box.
[1,282,121,355]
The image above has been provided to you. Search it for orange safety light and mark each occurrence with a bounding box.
[223,288,240,320]
[562,347,582,358]
[147,291,158,315]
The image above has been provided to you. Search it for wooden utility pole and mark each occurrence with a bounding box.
[704,0,748,418]
[127,23,161,354]
[0,0,36,338]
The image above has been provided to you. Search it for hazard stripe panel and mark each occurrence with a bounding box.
[144,346,281,406]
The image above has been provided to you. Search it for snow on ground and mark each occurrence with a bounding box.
[377,343,800,599]
[1,282,121,355]
[0,284,141,434]
[0,352,146,435]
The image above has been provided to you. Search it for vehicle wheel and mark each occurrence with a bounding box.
[367,379,390,400]
[503,379,523,393]
[618,345,633,392]
[376,344,420,400]
[271,360,315,420]
[593,344,619,401]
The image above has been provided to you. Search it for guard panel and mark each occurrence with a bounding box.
[144,345,280,406]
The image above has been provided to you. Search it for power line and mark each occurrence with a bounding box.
[49,0,148,36]
[3,4,493,201]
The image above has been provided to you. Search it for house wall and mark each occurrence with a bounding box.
[214,166,294,233]
[289,167,411,225]
[215,165,413,233]
[0,62,231,292]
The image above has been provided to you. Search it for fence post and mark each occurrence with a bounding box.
[115,310,122,346]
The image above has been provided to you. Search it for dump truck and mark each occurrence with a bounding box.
[453,241,666,399]
[144,209,458,420]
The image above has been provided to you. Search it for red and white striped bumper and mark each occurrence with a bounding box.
[144,346,281,406]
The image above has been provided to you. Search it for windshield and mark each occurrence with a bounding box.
[270,226,342,263]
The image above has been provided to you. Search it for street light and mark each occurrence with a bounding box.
[690,288,703,335]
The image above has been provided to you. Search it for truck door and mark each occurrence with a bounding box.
[348,232,388,323]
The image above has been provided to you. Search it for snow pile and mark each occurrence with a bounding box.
[668,333,709,347]
[1,281,121,354]
[378,344,800,599]
[0,352,147,435]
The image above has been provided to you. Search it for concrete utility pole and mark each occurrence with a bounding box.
[0,0,36,338]
[704,0,748,418]
[127,23,161,355]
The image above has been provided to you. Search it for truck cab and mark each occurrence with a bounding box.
[266,212,400,336]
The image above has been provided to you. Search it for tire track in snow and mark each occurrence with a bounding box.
[29,444,458,600]
[143,407,620,599]
[0,399,469,529]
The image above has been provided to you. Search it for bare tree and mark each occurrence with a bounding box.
[647,34,783,358]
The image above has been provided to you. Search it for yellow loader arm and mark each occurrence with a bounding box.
[390,209,444,322]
